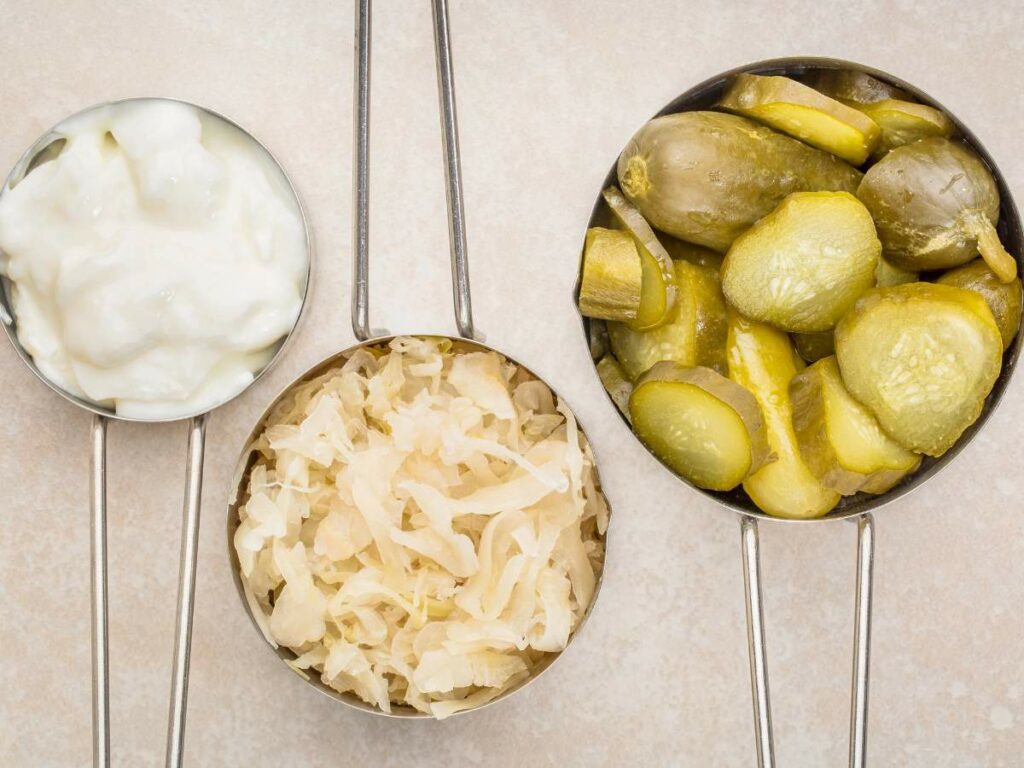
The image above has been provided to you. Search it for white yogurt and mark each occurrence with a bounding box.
[0,99,307,419]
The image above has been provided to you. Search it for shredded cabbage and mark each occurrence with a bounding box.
[235,337,607,718]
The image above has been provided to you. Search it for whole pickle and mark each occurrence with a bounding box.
[618,111,862,252]
[727,311,840,519]
[810,70,910,105]
[721,192,880,332]
[835,283,1003,456]
[938,259,1022,350]
[857,138,1017,281]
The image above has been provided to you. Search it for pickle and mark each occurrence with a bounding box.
[858,138,1017,281]
[835,283,1003,456]
[617,111,862,252]
[726,311,840,518]
[938,259,1022,350]
[607,259,727,379]
[717,74,881,165]
[630,363,771,491]
[601,186,677,329]
[659,233,724,270]
[578,227,642,322]
[875,256,918,287]
[810,70,910,105]
[793,331,835,363]
[853,99,954,160]
[721,191,880,332]
[790,356,921,495]
[596,354,633,420]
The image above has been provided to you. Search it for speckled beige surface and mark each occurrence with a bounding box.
[1,1,1023,766]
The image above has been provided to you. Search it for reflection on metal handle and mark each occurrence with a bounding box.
[165,415,207,768]
[849,514,874,768]
[351,0,371,342]
[431,0,474,340]
[90,415,110,768]
[741,516,775,768]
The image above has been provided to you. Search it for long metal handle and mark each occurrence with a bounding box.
[350,0,476,341]
[741,516,775,768]
[741,513,876,768]
[90,415,110,768]
[165,415,207,768]
[849,514,875,768]
[351,0,371,342]
[431,0,474,339]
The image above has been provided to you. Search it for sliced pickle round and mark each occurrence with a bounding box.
[790,356,921,496]
[617,111,862,252]
[596,354,633,421]
[853,99,954,160]
[938,259,1022,350]
[810,70,911,105]
[726,311,840,519]
[721,191,880,332]
[629,363,770,491]
[717,74,881,165]
[835,283,1003,457]
[857,138,1017,281]
[875,256,918,287]
[578,227,641,322]
[601,186,677,329]
[793,330,835,363]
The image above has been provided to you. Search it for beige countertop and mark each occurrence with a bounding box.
[2,1,1022,765]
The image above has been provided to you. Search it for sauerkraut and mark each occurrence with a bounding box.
[234,336,607,717]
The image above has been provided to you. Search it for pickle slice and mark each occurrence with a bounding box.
[875,256,918,287]
[938,259,1022,350]
[721,191,880,332]
[853,99,954,160]
[726,311,840,519]
[793,331,835,363]
[596,354,633,420]
[790,356,921,495]
[718,74,881,165]
[835,283,1003,456]
[602,186,677,330]
[630,363,770,491]
[857,138,1018,281]
[606,258,726,379]
[810,70,910,105]
[578,227,642,322]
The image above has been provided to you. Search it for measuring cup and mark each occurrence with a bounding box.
[0,98,311,767]
[577,58,1022,768]
[225,0,609,718]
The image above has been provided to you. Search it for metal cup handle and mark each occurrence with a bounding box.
[741,513,875,768]
[350,0,475,343]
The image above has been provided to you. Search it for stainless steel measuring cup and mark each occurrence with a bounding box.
[0,98,311,767]
[225,0,609,718]
[577,57,1022,768]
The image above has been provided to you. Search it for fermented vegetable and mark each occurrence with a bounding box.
[835,283,1003,456]
[858,138,1017,281]
[686,260,730,374]
[938,259,1022,350]
[793,331,835,363]
[875,256,917,287]
[578,227,641,321]
[853,99,954,159]
[601,186,677,329]
[235,337,607,717]
[596,354,633,419]
[721,192,880,332]
[629,362,770,491]
[617,111,862,252]
[718,74,881,164]
[790,356,921,495]
[727,311,840,518]
[810,69,910,105]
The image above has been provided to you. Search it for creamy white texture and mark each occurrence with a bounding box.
[0,99,307,419]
